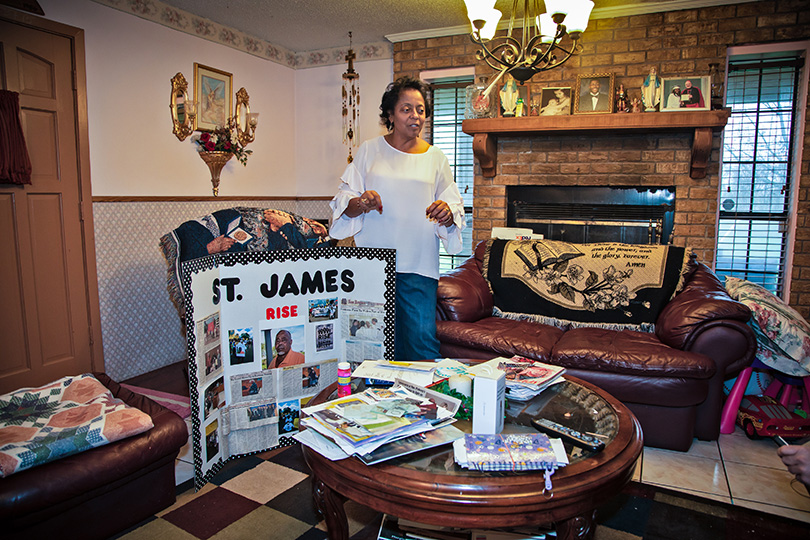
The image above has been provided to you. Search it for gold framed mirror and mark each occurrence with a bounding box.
[170,72,195,141]
[234,87,257,146]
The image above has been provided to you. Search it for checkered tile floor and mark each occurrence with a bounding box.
[113,446,382,540]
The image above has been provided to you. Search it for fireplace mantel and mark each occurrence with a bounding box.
[462,109,731,180]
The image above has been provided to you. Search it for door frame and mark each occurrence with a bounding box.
[1,5,104,372]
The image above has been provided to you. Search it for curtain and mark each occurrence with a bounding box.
[0,90,32,185]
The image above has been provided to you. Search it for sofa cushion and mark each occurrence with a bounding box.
[551,328,716,379]
[436,317,564,363]
[483,239,689,332]
[724,277,810,376]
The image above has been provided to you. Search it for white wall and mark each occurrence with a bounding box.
[295,60,392,197]
[37,0,393,198]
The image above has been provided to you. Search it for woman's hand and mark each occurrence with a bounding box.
[358,191,382,213]
[426,200,454,227]
[344,190,383,217]
[207,235,236,254]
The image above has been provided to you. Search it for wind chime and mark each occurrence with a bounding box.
[342,32,360,163]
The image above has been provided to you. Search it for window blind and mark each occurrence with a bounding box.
[715,56,803,295]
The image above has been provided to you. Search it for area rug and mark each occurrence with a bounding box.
[111,445,809,540]
[120,383,191,419]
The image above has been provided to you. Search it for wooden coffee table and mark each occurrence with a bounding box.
[302,373,642,540]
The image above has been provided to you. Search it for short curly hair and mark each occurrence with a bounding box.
[379,77,432,131]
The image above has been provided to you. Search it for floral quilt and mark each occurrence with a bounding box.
[724,276,810,377]
[0,374,154,478]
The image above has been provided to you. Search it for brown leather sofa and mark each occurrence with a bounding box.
[0,373,188,540]
[436,242,757,451]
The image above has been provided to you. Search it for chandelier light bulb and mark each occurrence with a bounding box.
[563,0,595,34]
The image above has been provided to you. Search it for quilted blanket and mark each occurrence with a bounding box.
[0,374,154,478]
[484,239,689,332]
[159,207,331,329]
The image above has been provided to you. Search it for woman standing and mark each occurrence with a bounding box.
[330,77,464,360]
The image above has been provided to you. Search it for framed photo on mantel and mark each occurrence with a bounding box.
[194,63,233,131]
[661,76,710,111]
[574,73,615,114]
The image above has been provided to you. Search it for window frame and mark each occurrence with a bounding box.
[716,41,810,299]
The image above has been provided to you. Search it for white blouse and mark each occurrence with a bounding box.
[330,136,464,280]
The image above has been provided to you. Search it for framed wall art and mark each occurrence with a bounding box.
[194,63,233,131]
[539,87,572,116]
[574,73,615,114]
[661,76,710,111]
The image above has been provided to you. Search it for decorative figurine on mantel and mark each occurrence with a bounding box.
[500,74,519,117]
[641,67,662,112]
[615,84,629,113]
[631,97,643,113]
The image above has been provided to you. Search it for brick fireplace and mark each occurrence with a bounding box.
[470,129,722,264]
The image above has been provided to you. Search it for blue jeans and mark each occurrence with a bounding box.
[394,273,440,361]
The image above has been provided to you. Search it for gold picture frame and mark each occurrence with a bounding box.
[574,73,615,114]
[194,63,233,132]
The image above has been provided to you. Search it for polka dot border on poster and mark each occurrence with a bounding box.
[181,247,396,490]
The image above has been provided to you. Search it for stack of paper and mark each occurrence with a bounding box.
[298,381,461,460]
[467,356,565,401]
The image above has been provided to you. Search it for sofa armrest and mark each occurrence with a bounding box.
[437,241,493,322]
[656,263,753,351]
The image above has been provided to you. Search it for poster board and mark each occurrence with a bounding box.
[182,247,395,488]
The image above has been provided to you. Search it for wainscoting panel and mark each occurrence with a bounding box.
[92,199,331,381]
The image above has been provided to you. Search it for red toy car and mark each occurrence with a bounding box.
[736,394,810,440]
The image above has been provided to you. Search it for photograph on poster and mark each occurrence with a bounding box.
[203,314,220,345]
[316,323,334,352]
[241,376,262,397]
[205,419,219,462]
[204,376,225,420]
[230,371,277,405]
[278,399,300,434]
[204,346,222,377]
[308,298,338,322]
[228,328,254,365]
[264,325,306,369]
[303,366,320,389]
[247,402,276,422]
[348,317,385,341]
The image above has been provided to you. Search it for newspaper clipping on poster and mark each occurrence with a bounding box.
[182,247,395,489]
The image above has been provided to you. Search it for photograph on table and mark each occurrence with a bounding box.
[574,73,615,114]
[661,76,710,111]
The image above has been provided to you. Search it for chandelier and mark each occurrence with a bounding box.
[464,0,594,84]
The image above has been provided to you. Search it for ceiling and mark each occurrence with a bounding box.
[157,0,693,53]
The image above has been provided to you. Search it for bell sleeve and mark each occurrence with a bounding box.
[329,156,367,240]
[433,156,465,255]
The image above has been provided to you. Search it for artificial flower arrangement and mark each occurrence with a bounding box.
[191,124,252,165]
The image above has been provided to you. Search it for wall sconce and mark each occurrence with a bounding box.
[234,87,258,147]
[171,73,259,196]
[170,72,196,141]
